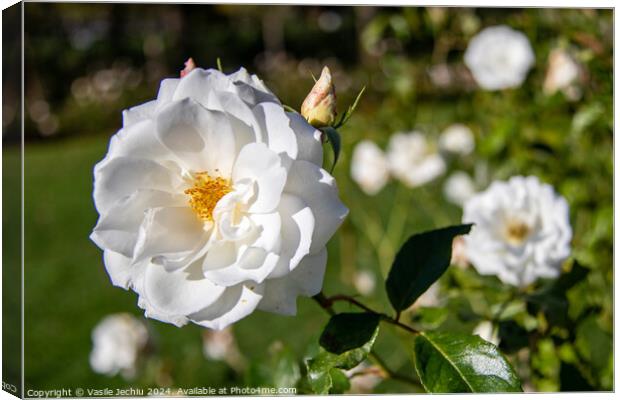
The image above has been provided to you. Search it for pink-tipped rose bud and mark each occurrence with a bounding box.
[180,57,196,78]
[301,66,337,128]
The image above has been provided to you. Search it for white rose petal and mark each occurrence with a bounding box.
[443,171,477,206]
[462,176,572,287]
[350,140,390,195]
[439,124,475,156]
[387,131,446,188]
[464,25,535,91]
[89,313,148,379]
[91,67,348,330]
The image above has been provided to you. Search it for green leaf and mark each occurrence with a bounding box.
[305,314,380,394]
[386,224,473,312]
[413,331,522,393]
[319,313,381,354]
[321,126,341,173]
[328,368,351,394]
[216,57,223,72]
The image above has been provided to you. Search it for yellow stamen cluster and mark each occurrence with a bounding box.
[503,220,532,246]
[185,172,232,222]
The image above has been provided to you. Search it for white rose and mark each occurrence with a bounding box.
[439,124,475,156]
[443,171,477,206]
[543,48,580,96]
[464,25,535,90]
[387,131,446,188]
[90,67,348,330]
[462,176,572,287]
[89,313,148,379]
[350,140,389,195]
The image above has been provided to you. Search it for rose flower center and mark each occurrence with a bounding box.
[502,218,532,246]
[185,172,232,222]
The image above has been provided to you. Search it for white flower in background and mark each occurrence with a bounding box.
[543,48,580,97]
[346,362,384,394]
[350,140,389,195]
[91,67,348,330]
[443,171,477,206]
[353,270,376,296]
[464,25,535,90]
[451,236,469,269]
[202,327,244,371]
[473,320,499,346]
[463,176,572,287]
[90,313,148,379]
[387,131,446,187]
[439,124,475,156]
[412,281,441,308]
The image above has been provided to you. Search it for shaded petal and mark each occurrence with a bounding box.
[232,143,287,213]
[156,98,237,174]
[190,283,264,330]
[204,247,279,286]
[102,250,148,290]
[286,111,323,165]
[254,102,298,159]
[143,259,226,318]
[91,190,186,257]
[258,249,327,315]
[283,160,348,253]
[133,206,208,265]
[268,194,314,279]
[93,156,182,214]
[122,78,179,126]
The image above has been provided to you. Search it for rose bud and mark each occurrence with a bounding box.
[180,57,196,78]
[301,66,337,127]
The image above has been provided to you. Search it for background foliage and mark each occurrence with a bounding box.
[3,4,612,393]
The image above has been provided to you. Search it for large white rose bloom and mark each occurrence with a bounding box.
[464,25,535,91]
[90,67,348,330]
[387,131,446,187]
[462,176,572,287]
[90,313,148,379]
[350,140,389,195]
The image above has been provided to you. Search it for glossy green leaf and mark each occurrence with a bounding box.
[413,331,522,393]
[386,224,473,312]
[321,126,341,173]
[306,315,380,394]
[319,313,381,354]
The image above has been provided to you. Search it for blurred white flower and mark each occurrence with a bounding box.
[464,25,535,90]
[353,270,376,296]
[451,236,469,269]
[413,281,441,308]
[473,320,499,346]
[350,140,390,195]
[90,313,148,379]
[443,171,477,206]
[543,48,580,97]
[463,176,572,287]
[439,124,475,156]
[91,67,348,330]
[387,131,446,187]
[202,327,244,371]
[345,362,384,394]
